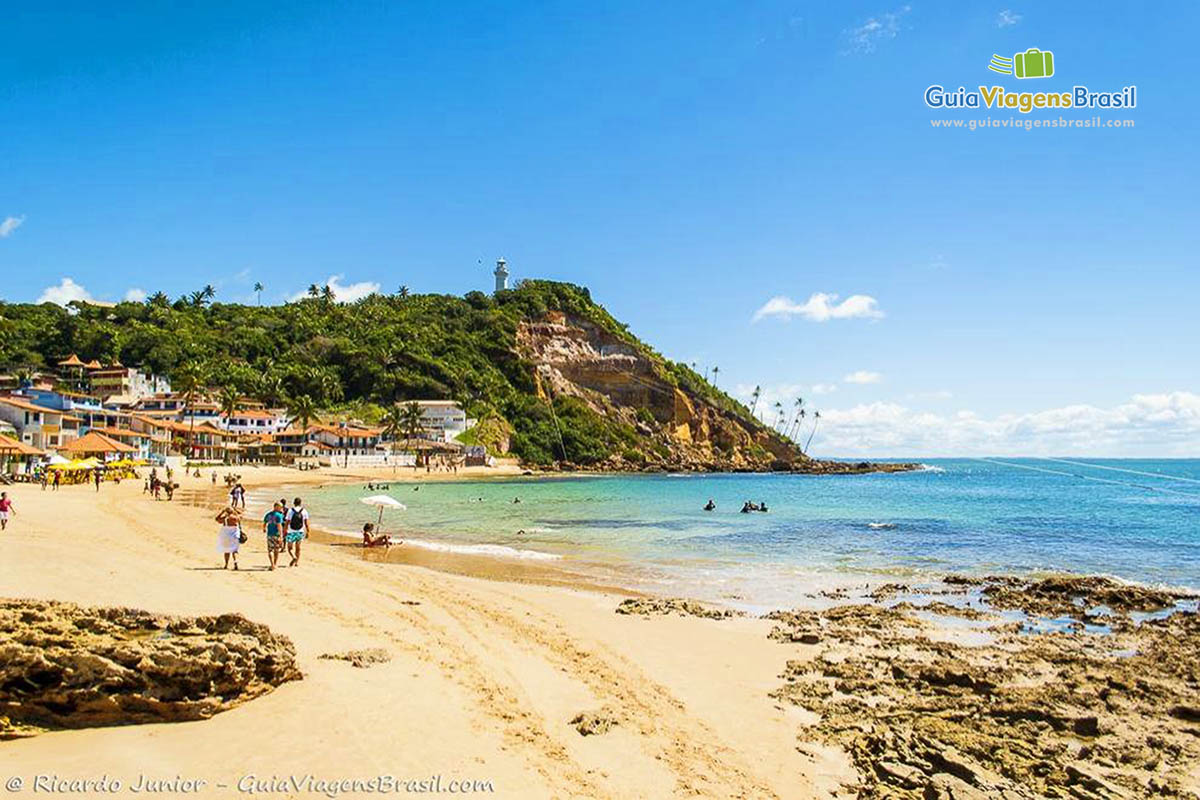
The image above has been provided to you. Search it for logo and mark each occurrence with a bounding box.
[924,47,1137,116]
[989,48,1055,79]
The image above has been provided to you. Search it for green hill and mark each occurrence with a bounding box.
[0,281,825,470]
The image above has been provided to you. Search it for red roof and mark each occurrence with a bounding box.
[57,354,85,367]
[58,431,138,454]
[0,435,45,456]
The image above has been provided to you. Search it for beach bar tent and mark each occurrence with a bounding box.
[0,435,45,475]
[57,431,138,461]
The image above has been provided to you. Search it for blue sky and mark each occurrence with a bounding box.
[2,1,1197,455]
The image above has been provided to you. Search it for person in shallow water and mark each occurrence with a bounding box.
[703,499,716,511]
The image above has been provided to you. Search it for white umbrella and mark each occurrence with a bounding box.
[360,495,406,531]
[45,454,70,465]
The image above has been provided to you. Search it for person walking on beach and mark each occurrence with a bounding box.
[52,471,61,491]
[229,482,245,510]
[262,501,285,570]
[94,469,102,491]
[216,506,242,570]
[0,492,14,531]
[284,497,309,566]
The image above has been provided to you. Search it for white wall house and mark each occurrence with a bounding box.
[219,408,289,435]
[0,396,81,450]
[414,400,474,442]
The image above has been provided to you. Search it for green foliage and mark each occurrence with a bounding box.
[0,281,763,466]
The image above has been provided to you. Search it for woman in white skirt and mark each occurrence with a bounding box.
[216,506,243,570]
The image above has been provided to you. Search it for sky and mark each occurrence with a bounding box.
[1,1,1197,456]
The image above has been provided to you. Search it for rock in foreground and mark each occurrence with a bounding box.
[0,600,301,738]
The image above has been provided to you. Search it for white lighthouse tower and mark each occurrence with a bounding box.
[493,257,510,293]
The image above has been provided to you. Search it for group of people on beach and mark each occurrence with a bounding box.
[216,493,310,571]
[144,467,177,500]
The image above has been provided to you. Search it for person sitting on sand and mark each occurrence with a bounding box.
[262,502,285,570]
[703,499,716,511]
[216,506,242,570]
[361,522,391,548]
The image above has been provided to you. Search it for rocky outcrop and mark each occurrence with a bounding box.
[615,597,743,620]
[767,578,1200,798]
[517,313,918,474]
[0,600,301,738]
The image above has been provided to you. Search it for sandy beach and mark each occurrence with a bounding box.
[0,469,854,799]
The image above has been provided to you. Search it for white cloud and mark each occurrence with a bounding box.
[809,392,1200,457]
[37,278,93,306]
[996,9,1022,27]
[844,370,883,385]
[288,274,381,303]
[0,215,25,238]
[123,288,148,302]
[812,383,838,395]
[753,292,884,322]
[843,5,911,54]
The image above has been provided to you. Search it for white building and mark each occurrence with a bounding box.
[0,396,82,450]
[413,400,473,442]
[219,408,290,435]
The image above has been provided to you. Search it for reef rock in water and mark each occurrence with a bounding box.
[0,600,301,738]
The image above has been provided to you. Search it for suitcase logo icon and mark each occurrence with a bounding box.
[987,48,1055,79]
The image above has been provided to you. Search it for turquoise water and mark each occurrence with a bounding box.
[296,459,1200,609]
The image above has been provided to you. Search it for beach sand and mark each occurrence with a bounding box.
[0,469,853,799]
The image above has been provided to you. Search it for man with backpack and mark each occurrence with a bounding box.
[284,497,309,567]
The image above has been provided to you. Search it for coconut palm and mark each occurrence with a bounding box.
[397,285,410,298]
[255,373,284,408]
[320,284,336,304]
[750,385,761,418]
[286,394,318,432]
[400,401,425,469]
[787,397,805,440]
[219,385,240,421]
[175,361,208,459]
[307,284,320,298]
[254,282,264,305]
[711,365,719,384]
[804,411,821,454]
[773,400,785,432]
[202,284,216,302]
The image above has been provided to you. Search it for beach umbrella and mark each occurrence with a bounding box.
[359,494,406,531]
[45,454,70,465]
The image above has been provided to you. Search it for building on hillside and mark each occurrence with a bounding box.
[87,365,171,401]
[273,426,313,460]
[412,400,474,442]
[309,423,384,454]
[218,408,289,435]
[0,396,81,450]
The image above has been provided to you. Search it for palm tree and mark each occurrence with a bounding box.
[400,401,425,469]
[750,386,761,418]
[773,400,785,432]
[202,284,216,303]
[804,411,821,455]
[710,365,719,384]
[175,361,207,460]
[286,394,318,432]
[397,285,410,299]
[382,404,405,448]
[219,385,240,421]
[148,291,169,307]
[320,284,336,304]
[253,282,264,305]
[787,397,805,440]
[307,284,320,298]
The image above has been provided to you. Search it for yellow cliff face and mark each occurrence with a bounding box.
[515,313,796,470]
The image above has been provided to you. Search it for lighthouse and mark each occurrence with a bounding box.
[493,257,510,293]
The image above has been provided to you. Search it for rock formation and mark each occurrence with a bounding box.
[0,600,301,738]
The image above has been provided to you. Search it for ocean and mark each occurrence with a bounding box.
[292,458,1200,612]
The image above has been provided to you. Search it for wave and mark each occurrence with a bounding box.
[867,522,897,530]
[323,528,561,561]
[918,464,946,473]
